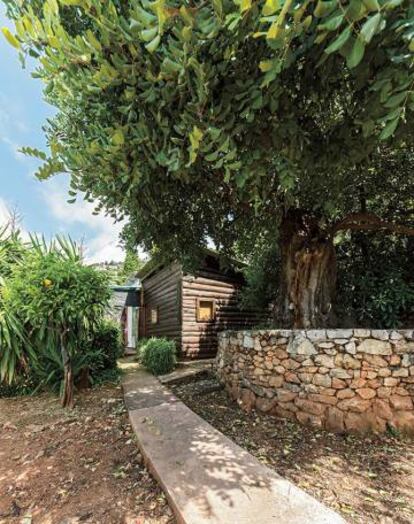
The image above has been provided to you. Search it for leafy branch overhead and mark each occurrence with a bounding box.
[2,0,413,192]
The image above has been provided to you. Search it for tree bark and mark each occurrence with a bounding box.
[60,332,74,409]
[276,210,336,329]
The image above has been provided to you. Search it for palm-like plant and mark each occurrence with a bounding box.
[0,228,30,385]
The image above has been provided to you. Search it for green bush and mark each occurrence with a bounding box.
[23,320,122,395]
[139,337,176,375]
[0,377,35,398]
[90,319,123,372]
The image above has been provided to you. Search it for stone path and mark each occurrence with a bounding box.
[123,369,346,524]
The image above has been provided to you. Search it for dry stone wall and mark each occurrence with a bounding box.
[216,329,414,434]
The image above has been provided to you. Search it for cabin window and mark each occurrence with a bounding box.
[150,307,159,324]
[197,299,215,322]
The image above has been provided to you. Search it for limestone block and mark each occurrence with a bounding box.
[243,335,254,348]
[364,354,388,368]
[345,341,356,354]
[392,368,409,378]
[356,388,376,400]
[337,397,371,413]
[239,388,256,412]
[353,329,371,338]
[343,354,361,370]
[371,330,390,341]
[389,395,413,411]
[377,387,392,399]
[296,411,323,428]
[256,397,277,413]
[372,399,393,420]
[384,377,398,387]
[330,368,352,380]
[313,373,332,388]
[285,372,300,384]
[357,339,392,356]
[269,375,284,388]
[337,388,355,400]
[306,329,327,341]
[325,407,345,432]
[287,335,317,356]
[318,342,335,349]
[276,390,297,403]
[314,354,335,368]
[331,378,347,389]
[392,411,414,434]
[327,329,353,339]
[308,393,338,406]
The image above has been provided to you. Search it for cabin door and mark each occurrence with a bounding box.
[126,306,138,348]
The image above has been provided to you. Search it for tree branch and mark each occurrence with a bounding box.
[332,212,414,237]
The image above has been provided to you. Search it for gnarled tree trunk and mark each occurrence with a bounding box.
[60,332,74,408]
[276,210,336,329]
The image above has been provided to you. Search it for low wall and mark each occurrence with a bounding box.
[216,329,414,434]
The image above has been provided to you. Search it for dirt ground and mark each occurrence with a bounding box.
[171,373,414,524]
[0,383,175,524]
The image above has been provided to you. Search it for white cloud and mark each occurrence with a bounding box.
[0,136,27,163]
[0,197,10,226]
[41,179,125,264]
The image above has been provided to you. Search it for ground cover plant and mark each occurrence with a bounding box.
[3,0,414,328]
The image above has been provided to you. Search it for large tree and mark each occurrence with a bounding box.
[3,0,414,327]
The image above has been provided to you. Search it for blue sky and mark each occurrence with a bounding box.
[0,5,124,263]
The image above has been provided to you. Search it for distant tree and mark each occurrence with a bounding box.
[117,248,144,283]
[3,0,414,327]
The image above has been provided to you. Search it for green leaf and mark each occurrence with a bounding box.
[318,14,344,32]
[240,0,252,13]
[346,37,365,68]
[140,27,158,42]
[262,0,280,16]
[145,34,161,53]
[112,129,124,146]
[380,116,399,140]
[259,60,273,72]
[362,0,380,11]
[188,125,203,164]
[314,1,337,18]
[1,27,20,49]
[161,58,182,74]
[360,13,381,43]
[325,26,352,54]
[384,91,406,108]
[213,0,223,18]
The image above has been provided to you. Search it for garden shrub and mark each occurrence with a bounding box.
[89,319,123,372]
[139,337,176,375]
[29,320,123,393]
[0,377,35,398]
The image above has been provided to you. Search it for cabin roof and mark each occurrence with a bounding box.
[137,248,245,283]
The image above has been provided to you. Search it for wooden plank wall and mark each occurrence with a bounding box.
[140,262,182,348]
[181,268,260,359]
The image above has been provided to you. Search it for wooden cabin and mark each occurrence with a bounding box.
[138,253,263,359]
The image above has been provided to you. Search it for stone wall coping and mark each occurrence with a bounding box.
[218,329,413,340]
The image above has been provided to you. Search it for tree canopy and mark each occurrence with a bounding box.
[3,0,414,326]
